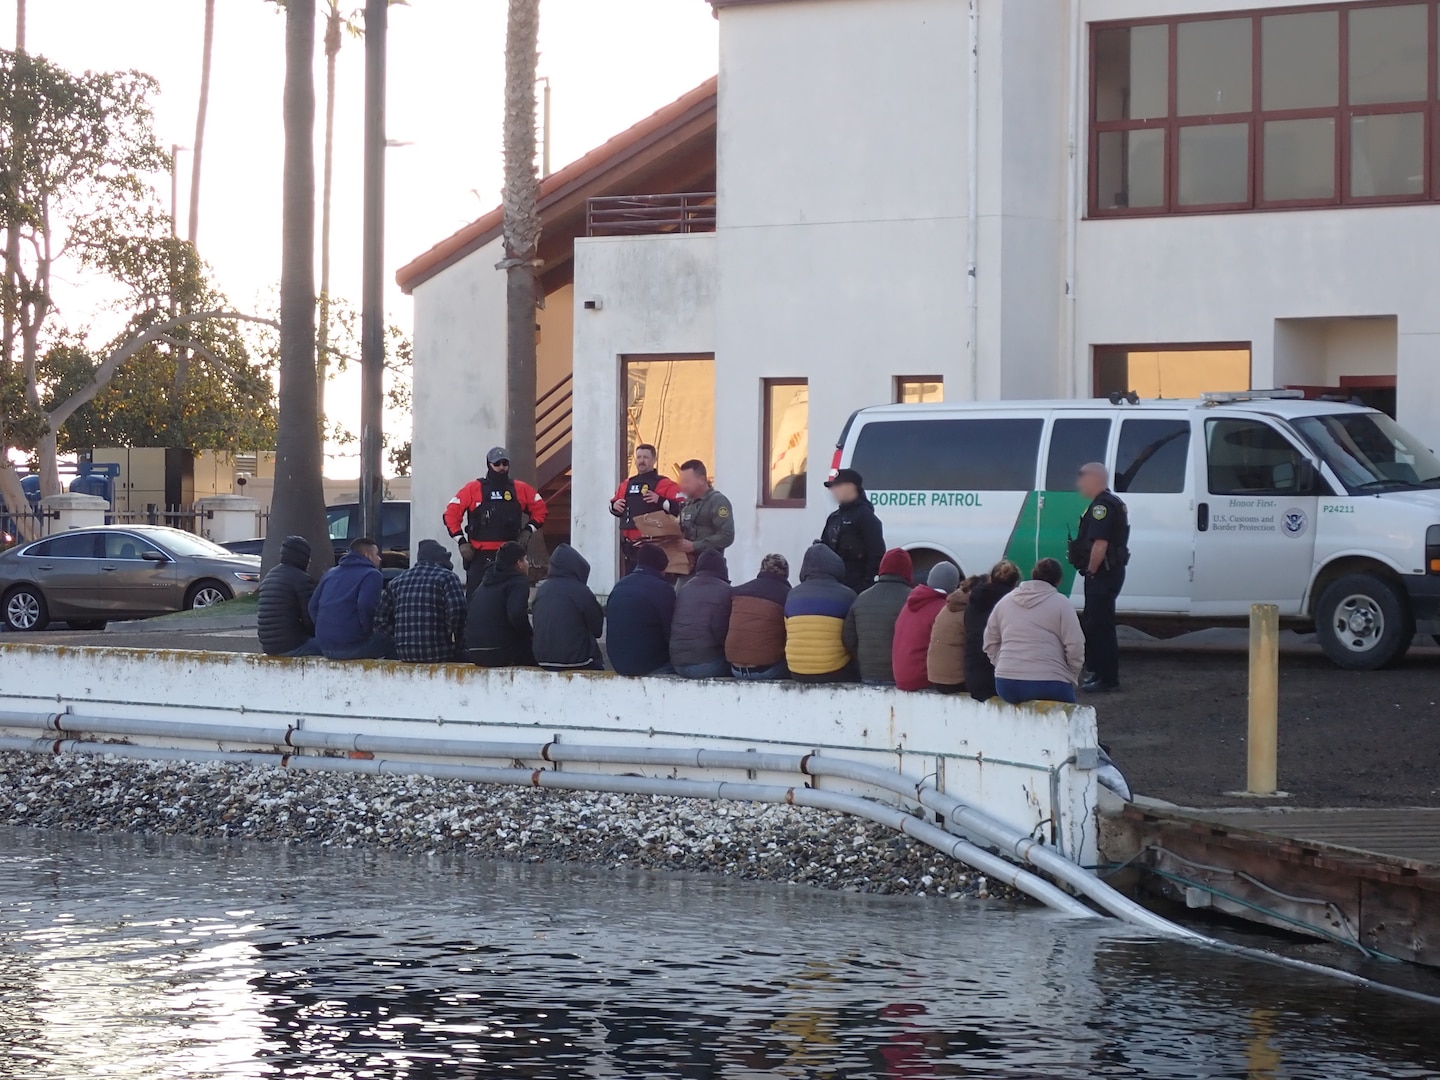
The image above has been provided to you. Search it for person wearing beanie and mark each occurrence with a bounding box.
[605,542,677,676]
[892,560,959,691]
[532,543,606,672]
[372,538,467,663]
[256,534,316,656]
[841,547,913,685]
[465,540,534,667]
[785,543,858,683]
[726,553,792,680]
[669,548,733,679]
[820,467,886,594]
[444,447,548,597]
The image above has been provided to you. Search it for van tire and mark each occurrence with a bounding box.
[1314,574,1411,670]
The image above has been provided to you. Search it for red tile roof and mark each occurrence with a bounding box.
[396,76,719,294]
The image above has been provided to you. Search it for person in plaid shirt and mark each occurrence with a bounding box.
[373,539,467,663]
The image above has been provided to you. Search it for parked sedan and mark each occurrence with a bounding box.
[0,525,262,632]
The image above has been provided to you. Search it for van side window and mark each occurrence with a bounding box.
[1115,418,1190,494]
[1045,419,1112,490]
[851,418,1043,491]
[1206,418,1310,495]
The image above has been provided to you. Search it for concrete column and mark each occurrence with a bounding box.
[39,493,108,534]
[195,494,262,544]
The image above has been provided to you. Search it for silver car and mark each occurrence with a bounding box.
[0,525,262,631]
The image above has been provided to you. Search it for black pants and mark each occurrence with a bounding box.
[1082,568,1125,687]
[465,548,498,596]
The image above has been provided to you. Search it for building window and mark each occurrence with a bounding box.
[622,357,716,481]
[762,379,808,507]
[1094,344,1250,400]
[1090,2,1440,216]
[895,376,944,403]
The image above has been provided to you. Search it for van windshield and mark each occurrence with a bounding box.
[1291,412,1440,493]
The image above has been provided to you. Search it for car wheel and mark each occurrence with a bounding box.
[4,585,49,632]
[185,580,232,610]
[1315,573,1411,670]
[67,620,108,631]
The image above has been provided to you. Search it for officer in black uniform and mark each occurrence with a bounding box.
[1069,462,1130,692]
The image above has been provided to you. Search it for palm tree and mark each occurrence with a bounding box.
[500,0,541,482]
[187,0,215,249]
[3,0,25,372]
[263,0,333,577]
[315,0,345,420]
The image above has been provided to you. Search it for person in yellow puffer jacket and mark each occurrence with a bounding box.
[784,544,858,683]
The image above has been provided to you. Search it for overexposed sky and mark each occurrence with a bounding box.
[4,0,718,471]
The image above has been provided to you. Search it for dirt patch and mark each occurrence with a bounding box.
[1096,648,1440,808]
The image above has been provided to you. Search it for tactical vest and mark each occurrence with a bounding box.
[466,473,524,543]
[623,469,663,529]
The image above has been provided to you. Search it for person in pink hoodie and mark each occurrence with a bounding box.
[891,561,960,691]
[982,558,1086,705]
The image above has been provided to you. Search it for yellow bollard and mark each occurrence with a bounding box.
[1247,603,1280,796]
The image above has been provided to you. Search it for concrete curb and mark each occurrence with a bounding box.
[105,614,258,634]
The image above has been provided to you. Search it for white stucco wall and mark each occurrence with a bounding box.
[409,238,508,561]
[570,233,717,594]
[0,643,1103,866]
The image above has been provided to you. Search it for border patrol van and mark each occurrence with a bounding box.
[830,391,1440,670]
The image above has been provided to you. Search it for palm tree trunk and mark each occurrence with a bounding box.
[501,0,541,482]
[3,0,25,371]
[187,0,214,249]
[316,3,341,422]
[263,0,333,579]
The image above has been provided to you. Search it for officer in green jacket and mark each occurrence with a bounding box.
[677,459,735,568]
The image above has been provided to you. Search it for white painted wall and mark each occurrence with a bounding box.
[0,643,1102,865]
[571,233,718,594]
[409,237,508,562]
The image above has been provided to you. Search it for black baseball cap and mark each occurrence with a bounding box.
[825,468,864,489]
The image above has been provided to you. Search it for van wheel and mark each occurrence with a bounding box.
[1314,574,1411,670]
[907,548,962,582]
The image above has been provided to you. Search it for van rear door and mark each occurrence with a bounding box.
[1190,413,1318,616]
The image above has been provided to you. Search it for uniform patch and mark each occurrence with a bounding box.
[717,506,729,518]
[503,491,513,500]
[1091,505,1108,520]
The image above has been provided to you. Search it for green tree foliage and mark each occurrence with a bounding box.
[0,48,275,514]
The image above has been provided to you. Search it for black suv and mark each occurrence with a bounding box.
[223,501,411,570]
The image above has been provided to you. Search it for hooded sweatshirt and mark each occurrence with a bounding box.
[257,535,315,655]
[605,559,676,676]
[532,543,605,670]
[841,548,912,683]
[784,544,857,678]
[891,585,948,691]
[670,549,732,667]
[982,579,1086,686]
[963,578,1016,701]
[926,586,971,688]
[465,557,534,666]
[308,551,384,653]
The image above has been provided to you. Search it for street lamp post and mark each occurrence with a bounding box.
[358,0,387,544]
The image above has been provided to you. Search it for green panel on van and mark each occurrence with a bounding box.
[1001,490,1092,596]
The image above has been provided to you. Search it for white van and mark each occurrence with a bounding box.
[830,391,1440,670]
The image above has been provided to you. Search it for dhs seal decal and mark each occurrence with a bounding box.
[1281,508,1308,538]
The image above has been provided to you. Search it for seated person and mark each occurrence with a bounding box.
[465,541,535,667]
[308,537,391,660]
[669,549,733,679]
[605,543,675,676]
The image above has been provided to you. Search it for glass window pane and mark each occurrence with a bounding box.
[1178,123,1249,206]
[1116,419,1190,494]
[625,358,716,480]
[1263,117,1335,201]
[1261,11,1338,110]
[1046,419,1113,491]
[1177,18,1252,116]
[764,381,808,503]
[896,378,944,404]
[1094,25,1169,121]
[1349,5,1427,105]
[1206,418,1308,496]
[1095,128,1165,209]
[851,419,1042,493]
[1351,112,1424,197]
[104,533,160,560]
[47,533,99,559]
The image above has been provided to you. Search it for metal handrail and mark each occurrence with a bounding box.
[586,192,717,237]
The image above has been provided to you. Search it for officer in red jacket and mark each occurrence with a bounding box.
[609,443,683,575]
[444,447,547,595]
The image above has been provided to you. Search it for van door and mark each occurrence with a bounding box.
[1032,415,1113,598]
[1112,414,1194,614]
[1191,414,1319,616]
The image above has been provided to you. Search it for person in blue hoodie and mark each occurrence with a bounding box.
[307,537,391,660]
[605,542,675,676]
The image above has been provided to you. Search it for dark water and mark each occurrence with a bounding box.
[1,828,1438,1079]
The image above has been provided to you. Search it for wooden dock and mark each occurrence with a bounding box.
[1112,804,1440,966]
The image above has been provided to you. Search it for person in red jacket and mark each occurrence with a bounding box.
[609,443,683,575]
[892,561,961,691]
[444,447,547,595]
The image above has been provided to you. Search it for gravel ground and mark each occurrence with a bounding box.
[0,752,1010,901]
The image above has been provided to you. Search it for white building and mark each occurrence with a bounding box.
[402,0,1440,592]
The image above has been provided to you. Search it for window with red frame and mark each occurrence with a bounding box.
[1090,2,1439,216]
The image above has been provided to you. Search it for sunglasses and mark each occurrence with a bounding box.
[492,460,511,468]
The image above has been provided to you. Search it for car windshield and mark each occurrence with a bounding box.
[1291,412,1440,494]
[142,528,240,559]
